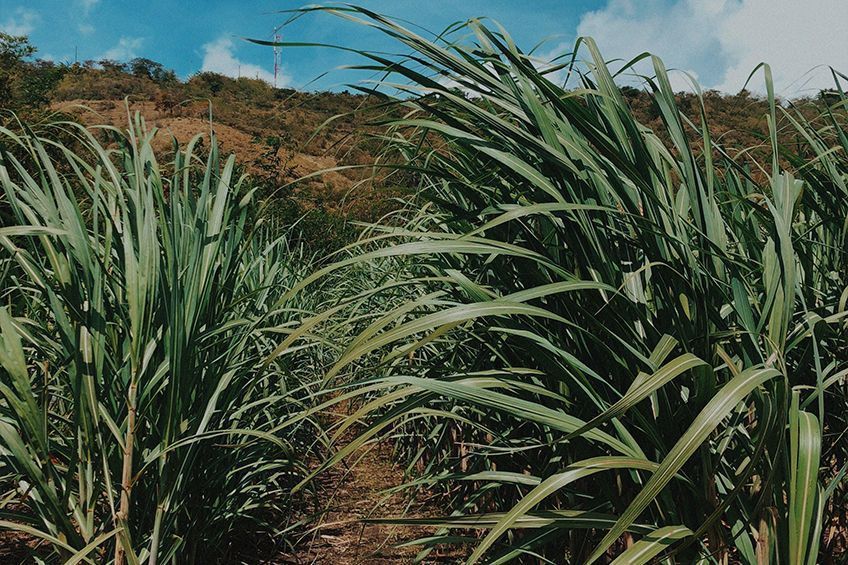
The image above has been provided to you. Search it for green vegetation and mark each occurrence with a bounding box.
[0,120,329,562]
[274,7,848,563]
[0,5,847,563]
[0,33,59,110]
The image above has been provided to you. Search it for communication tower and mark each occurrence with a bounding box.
[273,33,282,88]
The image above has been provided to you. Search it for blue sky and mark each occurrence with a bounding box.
[1,0,847,96]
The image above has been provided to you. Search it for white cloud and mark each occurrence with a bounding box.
[0,7,40,36]
[575,0,723,92]
[712,0,848,96]
[77,0,99,36]
[201,35,289,86]
[575,0,848,96]
[100,37,144,61]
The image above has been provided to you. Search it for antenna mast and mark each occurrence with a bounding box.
[273,33,282,88]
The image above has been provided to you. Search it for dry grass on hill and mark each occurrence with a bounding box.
[51,96,392,221]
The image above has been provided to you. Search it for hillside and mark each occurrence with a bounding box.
[49,68,391,221]
[2,32,839,233]
[2,34,397,252]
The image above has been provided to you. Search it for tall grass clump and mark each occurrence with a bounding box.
[0,118,326,563]
[269,6,848,563]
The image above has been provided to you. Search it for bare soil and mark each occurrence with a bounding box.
[275,441,463,564]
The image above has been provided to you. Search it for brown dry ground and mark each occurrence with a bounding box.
[0,530,40,563]
[52,99,354,187]
[50,99,381,219]
[275,440,464,564]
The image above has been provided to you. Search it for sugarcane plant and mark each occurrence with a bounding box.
[0,117,327,563]
[266,6,848,563]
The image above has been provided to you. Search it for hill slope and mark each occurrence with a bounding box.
[2,32,839,232]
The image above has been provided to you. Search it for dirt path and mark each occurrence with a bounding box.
[0,441,460,565]
[277,440,462,564]
[0,415,462,564]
